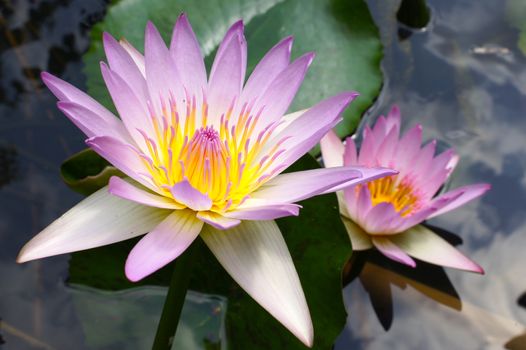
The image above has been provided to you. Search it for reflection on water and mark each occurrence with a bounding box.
[335,0,526,348]
[342,225,464,331]
[0,1,110,348]
[1,0,526,348]
[0,144,17,188]
[69,286,227,349]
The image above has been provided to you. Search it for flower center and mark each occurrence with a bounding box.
[366,175,421,216]
[181,126,228,200]
[135,93,288,212]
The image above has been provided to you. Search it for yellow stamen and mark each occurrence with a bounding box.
[365,176,420,216]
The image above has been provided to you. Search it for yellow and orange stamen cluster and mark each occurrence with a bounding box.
[134,92,289,212]
[364,175,422,217]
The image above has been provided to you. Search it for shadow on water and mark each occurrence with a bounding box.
[342,224,463,331]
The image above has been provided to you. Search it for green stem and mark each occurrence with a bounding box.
[152,242,196,350]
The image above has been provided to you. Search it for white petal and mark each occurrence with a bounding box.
[17,186,170,263]
[320,129,344,168]
[341,215,372,250]
[201,220,313,346]
[108,176,183,210]
[390,225,484,273]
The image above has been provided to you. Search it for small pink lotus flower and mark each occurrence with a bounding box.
[321,105,490,273]
[17,15,395,346]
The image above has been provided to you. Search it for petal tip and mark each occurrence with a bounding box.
[231,20,244,32]
[124,265,142,283]
[102,31,113,42]
[475,264,485,275]
[299,328,314,348]
[303,52,316,66]
[282,35,294,48]
[16,250,28,264]
[40,71,53,83]
[175,12,192,30]
[17,241,39,263]
[124,252,146,283]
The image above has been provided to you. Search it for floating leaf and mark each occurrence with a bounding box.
[61,148,124,196]
[506,0,526,56]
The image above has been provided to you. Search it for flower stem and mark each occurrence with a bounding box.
[151,242,196,350]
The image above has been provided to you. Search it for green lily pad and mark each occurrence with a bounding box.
[68,154,352,349]
[83,0,383,138]
[61,148,124,196]
[507,0,526,56]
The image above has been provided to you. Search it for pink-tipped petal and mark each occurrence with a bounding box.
[213,21,244,64]
[394,124,423,170]
[357,126,379,167]
[86,136,156,191]
[362,202,400,234]
[108,176,183,209]
[355,186,373,225]
[385,105,401,137]
[208,21,246,121]
[251,52,314,126]
[375,126,399,165]
[201,220,313,347]
[372,237,416,268]
[241,36,293,106]
[341,216,373,250]
[343,137,358,166]
[144,21,185,114]
[41,72,118,124]
[321,167,397,193]
[268,92,359,172]
[273,109,307,134]
[372,115,388,139]
[125,209,203,282]
[57,101,131,142]
[17,186,170,263]
[196,211,241,230]
[103,32,148,101]
[428,149,457,178]
[100,62,152,149]
[170,179,213,211]
[119,39,145,76]
[390,225,484,273]
[427,183,491,218]
[412,140,437,178]
[224,199,301,220]
[170,13,207,95]
[252,166,362,204]
[320,129,344,168]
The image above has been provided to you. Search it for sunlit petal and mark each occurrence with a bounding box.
[201,220,313,347]
[390,225,484,273]
[125,209,203,281]
[17,186,170,263]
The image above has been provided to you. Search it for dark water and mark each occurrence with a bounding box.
[1,0,525,349]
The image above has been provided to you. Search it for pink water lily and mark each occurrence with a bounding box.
[321,105,490,273]
[17,14,395,346]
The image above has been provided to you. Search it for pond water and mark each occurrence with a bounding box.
[1,0,525,349]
